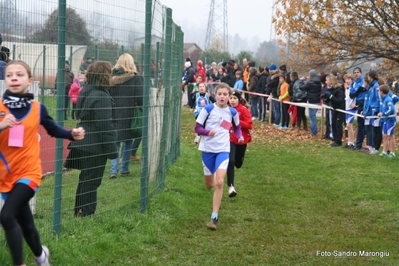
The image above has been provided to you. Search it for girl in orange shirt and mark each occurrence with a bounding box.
[0,60,85,266]
[278,74,290,129]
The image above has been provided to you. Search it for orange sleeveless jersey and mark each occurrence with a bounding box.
[0,101,42,192]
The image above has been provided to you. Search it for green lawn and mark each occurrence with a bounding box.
[0,107,398,265]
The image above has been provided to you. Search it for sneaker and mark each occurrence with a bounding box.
[330,143,342,147]
[120,172,130,177]
[130,155,140,161]
[228,186,237,198]
[207,218,218,230]
[379,152,387,157]
[36,245,50,266]
[369,149,379,155]
[194,135,201,144]
[386,153,395,158]
[109,174,117,179]
[359,146,371,153]
[252,117,256,121]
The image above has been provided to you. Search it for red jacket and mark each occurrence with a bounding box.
[230,103,252,144]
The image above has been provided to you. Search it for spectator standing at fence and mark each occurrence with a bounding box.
[321,74,345,146]
[278,74,290,129]
[108,53,143,179]
[196,60,206,82]
[343,74,356,148]
[55,60,74,120]
[195,83,243,230]
[64,61,117,217]
[266,64,280,126]
[69,77,81,121]
[363,70,382,155]
[290,71,307,130]
[0,60,85,266]
[349,67,366,150]
[0,33,10,60]
[233,70,244,90]
[248,67,259,120]
[377,84,396,158]
[191,82,214,144]
[227,90,252,198]
[184,61,196,107]
[257,67,269,122]
[300,69,321,136]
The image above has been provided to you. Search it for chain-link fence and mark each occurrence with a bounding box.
[0,0,183,238]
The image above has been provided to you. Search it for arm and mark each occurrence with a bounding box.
[40,104,74,140]
[239,107,253,130]
[194,122,211,136]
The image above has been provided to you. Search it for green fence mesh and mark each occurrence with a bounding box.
[0,0,183,241]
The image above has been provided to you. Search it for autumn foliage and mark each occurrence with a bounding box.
[273,0,399,73]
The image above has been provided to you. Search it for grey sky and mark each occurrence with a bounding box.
[159,0,275,50]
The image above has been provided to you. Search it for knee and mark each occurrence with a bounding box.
[0,210,14,230]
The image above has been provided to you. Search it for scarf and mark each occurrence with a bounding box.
[2,89,34,109]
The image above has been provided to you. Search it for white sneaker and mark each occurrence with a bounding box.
[36,245,50,266]
[228,186,237,198]
[194,135,201,144]
[369,148,379,155]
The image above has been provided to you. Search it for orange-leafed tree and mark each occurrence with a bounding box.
[274,0,399,73]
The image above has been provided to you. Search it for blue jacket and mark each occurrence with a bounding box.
[349,75,365,102]
[234,78,244,90]
[380,94,396,123]
[363,79,380,116]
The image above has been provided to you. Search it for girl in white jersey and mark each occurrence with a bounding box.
[194,83,243,230]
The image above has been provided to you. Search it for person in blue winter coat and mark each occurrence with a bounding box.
[349,67,366,150]
[377,84,396,158]
[362,70,381,155]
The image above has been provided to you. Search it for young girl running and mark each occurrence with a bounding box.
[226,90,252,197]
[194,83,243,230]
[0,60,85,266]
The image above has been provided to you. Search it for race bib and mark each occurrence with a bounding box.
[9,124,24,147]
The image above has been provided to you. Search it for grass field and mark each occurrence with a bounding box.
[0,106,398,265]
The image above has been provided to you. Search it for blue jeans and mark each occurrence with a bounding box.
[110,140,132,174]
[131,138,141,156]
[250,98,259,118]
[272,100,281,125]
[308,106,319,135]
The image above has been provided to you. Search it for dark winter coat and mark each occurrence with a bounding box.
[68,84,117,158]
[266,70,280,98]
[109,69,144,142]
[299,76,321,104]
[326,85,345,110]
[248,75,259,99]
[256,72,268,93]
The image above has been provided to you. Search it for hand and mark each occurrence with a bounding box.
[71,127,85,140]
[377,112,382,118]
[190,108,193,114]
[267,96,272,102]
[238,136,244,144]
[350,104,356,109]
[321,91,331,100]
[208,130,217,137]
[0,114,16,130]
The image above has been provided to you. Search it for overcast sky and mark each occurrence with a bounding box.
[159,0,275,47]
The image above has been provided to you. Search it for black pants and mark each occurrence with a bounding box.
[332,110,345,145]
[324,109,333,139]
[281,103,290,127]
[71,103,77,120]
[227,142,247,187]
[0,184,43,264]
[65,87,70,119]
[187,84,193,107]
[373,126,382,150]
[75,153,108,216]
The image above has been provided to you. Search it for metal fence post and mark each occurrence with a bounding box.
[53,0,67,235]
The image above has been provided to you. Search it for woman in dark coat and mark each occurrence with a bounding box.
[109,53,143,178]
[65,61,117,216]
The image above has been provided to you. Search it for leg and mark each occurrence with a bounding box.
[335,112,344,145]
[75,154,108,216]
[131,137,142,156]
[0,184,36,265]
[121,140,133,174]
[226,143,236,187]
[355,114,365,148]
[110,142,121,176]
[308,106,318,135]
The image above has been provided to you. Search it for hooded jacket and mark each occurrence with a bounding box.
[109,68,144,141]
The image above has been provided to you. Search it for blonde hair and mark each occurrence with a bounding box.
[114,53,137,74]
[215,82,232,95]
[327,74,341,89]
